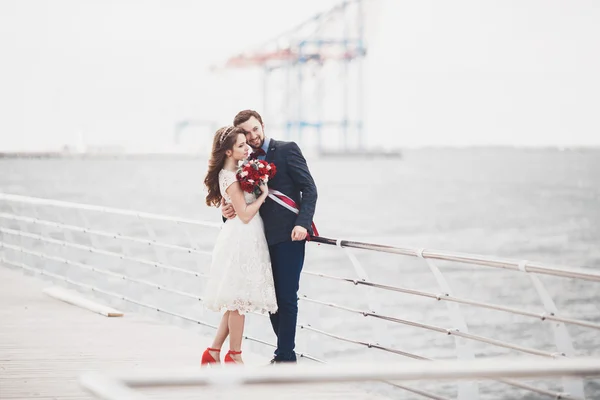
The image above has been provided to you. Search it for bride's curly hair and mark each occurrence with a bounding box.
[204,126,245,207]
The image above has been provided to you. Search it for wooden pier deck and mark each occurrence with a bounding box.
[0,266,390,400]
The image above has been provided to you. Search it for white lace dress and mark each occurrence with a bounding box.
[203,169,278,315]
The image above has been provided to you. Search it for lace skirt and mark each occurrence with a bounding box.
[203,213,278,315]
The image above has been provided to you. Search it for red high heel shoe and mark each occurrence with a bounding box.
[224,350,242,364]
[201,347,221,366]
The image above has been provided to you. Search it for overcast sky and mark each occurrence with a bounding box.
[1,0,599,152]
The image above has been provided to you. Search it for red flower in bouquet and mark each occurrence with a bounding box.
[236,159,277,196]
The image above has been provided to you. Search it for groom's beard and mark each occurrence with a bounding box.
[249,139,264,150]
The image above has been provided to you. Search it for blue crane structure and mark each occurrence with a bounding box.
[221,0,368,154]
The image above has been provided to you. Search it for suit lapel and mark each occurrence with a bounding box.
[265,138,277,162]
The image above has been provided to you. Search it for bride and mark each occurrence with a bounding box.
[201,126,278,365]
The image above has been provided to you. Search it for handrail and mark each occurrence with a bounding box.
[0,242,203,300]
[5,251,571,400]
[300,296,558,358]
[299,324,579,400]
[5,210,596,330]
[0,193,221,228]
[0,213,212,256]
[0,228,205,278]
[310,236,600,282]
[2,241,580,399]
[302,270,600,330]
[1,192,597,281]
[3,235,559,361]
[0,237,564,361]
[1,242,580,399]
[79,358,600,400]
[2,192,597,400]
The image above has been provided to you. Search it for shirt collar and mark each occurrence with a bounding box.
[261,137,271,154]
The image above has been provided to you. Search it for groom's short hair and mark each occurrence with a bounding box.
[233,109,264,127]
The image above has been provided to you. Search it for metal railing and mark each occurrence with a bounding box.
[78,358,600,400]
[1,192,599,400]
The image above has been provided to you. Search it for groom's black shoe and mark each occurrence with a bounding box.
[269,358,297,365]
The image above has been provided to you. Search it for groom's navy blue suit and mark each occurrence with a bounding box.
[258,138,318,362]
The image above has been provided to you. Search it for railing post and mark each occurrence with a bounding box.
[336,239,382,312]
[519,260,585,398]
[417,249,479,400]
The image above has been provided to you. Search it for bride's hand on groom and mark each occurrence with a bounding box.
[221,198,236,219]
[259,181,269,201]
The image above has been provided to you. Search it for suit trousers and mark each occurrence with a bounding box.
[268,240,306,361]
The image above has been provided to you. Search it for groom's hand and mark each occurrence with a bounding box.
[221,198,236,220]
[291,225,307,241]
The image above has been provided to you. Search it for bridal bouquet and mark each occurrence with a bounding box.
[236,159,277,196]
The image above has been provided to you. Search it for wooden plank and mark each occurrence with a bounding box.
[43,286,124,317]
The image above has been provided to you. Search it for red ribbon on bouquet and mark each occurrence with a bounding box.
[268,189,319,240]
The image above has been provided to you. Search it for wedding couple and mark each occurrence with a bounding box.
[201,109,318,365]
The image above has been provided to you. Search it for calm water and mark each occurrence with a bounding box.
[1,148,599,399]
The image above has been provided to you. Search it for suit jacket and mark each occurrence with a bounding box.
[261,139,318,246]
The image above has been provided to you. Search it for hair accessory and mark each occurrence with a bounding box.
[219,126,234,144]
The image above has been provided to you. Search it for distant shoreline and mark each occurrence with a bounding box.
[0,152,204,160]
[0,146,598,160]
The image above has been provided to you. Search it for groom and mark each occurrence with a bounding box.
[221,109,318,363]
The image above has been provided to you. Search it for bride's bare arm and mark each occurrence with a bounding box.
[225,182,268,224]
